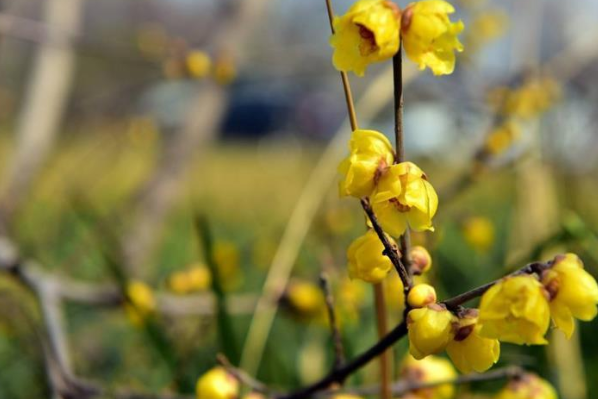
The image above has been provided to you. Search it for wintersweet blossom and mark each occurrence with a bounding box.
[347,229,396,283]
[125,280,156,325]
[399,355,456,399]
[494,373,557,399]
[371,162,438,236]
[407,283,437,308]
[196,367,239,399]
[446,309,500,373]
[541,253,598,338]
[401,0,464,75]
[338,129,395,198]
[330,0,400,76]
[478,275,550,345]
[407,303,456,359]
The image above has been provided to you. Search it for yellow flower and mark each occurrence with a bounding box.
[478,275,550,345]
[488,77,561,120]
[399,355,456,399]
[541,253,598,338]
[286,279,326,319]
[125,280,156,325]
[407,283,437,308]
[494,373,557,399]
[407,304,456,359]
[196,367,239,399]
[464,11,508,53]
[371,162,438,236]
[462,216,495,252]
[483,120,521,157]
[213,241,242,291]
[409,245,433,274]
[446,309,500,373]
[347,229,396,283]
[401,0,464,75]
[339,129,395,198]
[330,0,400,76]
[213,56,237,85]
[186,50,212,79]
[331,395,363,399]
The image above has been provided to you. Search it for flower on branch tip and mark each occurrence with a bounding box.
[493,373,557,399]
[407,303,456,359]
[483,120,521,157]
[410,245,433,274]
[401,0,464,75]
[408,283,437,308]
[487,77,561,120]
[446,309,500,373]
[347,229,396,283]
[196,367,239,399]
[541,253,598,338]
[330,0,401,76]
[339,129,395,198]
[125,280,156,325]
[371,161,438,237]
[400,355,456,399]
[478,275,550,345]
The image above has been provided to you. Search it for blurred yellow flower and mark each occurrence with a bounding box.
[464,11,508,53]
[286,280,326,320]
[169,263,212,294]
[462,216,495,252]
[488,77,561,120]
[478,275,550,345]
[541,253,598,338]
[407,283,437,308]
[338,129,395,198]
[402,0,464,75]
[196,367,239,399]
[186,50,212,79]
[331,395,363,399]
[410,245,433,274]
[213,56,237,85]
[213,241,242,291]
[347,229,395,283]
[407,304,456,359]
[337,277,368,323]
[371,162,438,236]
[399,355,456,399]
[446,309,500,373]
[483,120,521,157]
[330,0,400,76]
[125,280,156,325]
[494,373,557,399]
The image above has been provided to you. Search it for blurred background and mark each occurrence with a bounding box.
[0,0,598,398]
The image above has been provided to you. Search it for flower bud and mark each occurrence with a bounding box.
[494,373,557,399]
[196,367,239,399]
[125,280,156,325]
[409,245,432,275]
[399,355,456,399]
[407,284,437,308]
[407,304,456,359]
[286,280,326,319]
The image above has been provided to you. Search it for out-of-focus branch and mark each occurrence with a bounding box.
[122,0,272,275]
[319,273,345,372]
[0,0,83,224]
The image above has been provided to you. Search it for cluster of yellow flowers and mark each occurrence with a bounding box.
[163,50,237,84]
[169,263,212,294]
[406,253,598,375]
[331,0,464,76]
[125,280,157,326]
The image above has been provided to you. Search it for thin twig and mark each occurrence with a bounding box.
[217,354,274,395]
[360,198,410,290]
[319,273,345,371]
[325,0,358,131]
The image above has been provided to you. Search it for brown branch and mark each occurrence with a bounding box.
[319,273,345,372]
[360,198,410,290]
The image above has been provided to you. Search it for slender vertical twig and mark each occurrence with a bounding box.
[319,273,345,371]
[392,40,414,274]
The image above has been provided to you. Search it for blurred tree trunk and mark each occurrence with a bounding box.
[0,0,83,229]
[122,0,270,275]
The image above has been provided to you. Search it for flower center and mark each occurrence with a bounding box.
[357,24,378,56]
[390,198,411,212]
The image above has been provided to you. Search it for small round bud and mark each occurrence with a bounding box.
[409,246,432,275]
[407,284,437,308]
[196,367,239,399]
